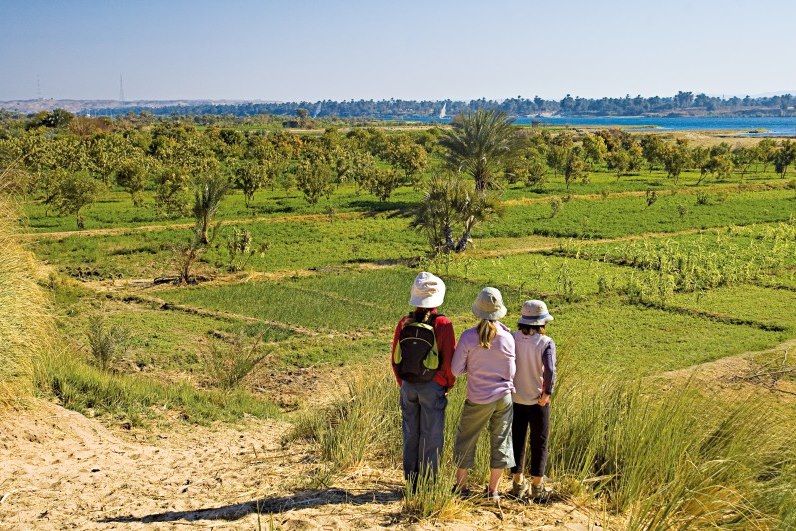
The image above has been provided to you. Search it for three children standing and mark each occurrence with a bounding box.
[392,272,557,502]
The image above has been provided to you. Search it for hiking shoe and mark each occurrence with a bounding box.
[530,481,552,502]
[508,480,529,500]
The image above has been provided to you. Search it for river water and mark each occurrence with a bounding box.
[407,115,796,136]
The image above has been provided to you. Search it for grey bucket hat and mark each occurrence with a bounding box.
[518,299,554,326]
[472,287,507,321]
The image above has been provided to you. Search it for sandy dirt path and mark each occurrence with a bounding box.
[1,401,604,530]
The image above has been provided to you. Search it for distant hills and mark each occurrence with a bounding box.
[2,91,795,119]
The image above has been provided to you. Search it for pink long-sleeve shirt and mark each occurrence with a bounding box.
[451,322,516,404]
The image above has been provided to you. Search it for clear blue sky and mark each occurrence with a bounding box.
[1,0,795,102]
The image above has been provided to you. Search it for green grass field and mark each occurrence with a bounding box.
[10,136,795,528]
[25,165,795,381]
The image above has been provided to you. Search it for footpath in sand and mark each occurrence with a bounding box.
[1,401,602,530]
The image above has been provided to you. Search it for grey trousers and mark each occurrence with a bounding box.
[453,393,515,469]
[400,380,447,481]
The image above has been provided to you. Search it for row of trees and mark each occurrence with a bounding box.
[411,109,796,255]
[89,91,796,119]
[0,112,435,227]
[502,129,796,190]
[3,108,794,257]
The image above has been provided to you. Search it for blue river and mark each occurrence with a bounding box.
[406,115,796,136]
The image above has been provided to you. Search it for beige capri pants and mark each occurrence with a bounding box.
[453,393,515,469]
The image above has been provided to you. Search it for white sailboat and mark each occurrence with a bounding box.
[439,102,447,119]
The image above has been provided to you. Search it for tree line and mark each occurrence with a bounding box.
[1,108,794,260]
[0,109,437,228]
[86,91,796,119]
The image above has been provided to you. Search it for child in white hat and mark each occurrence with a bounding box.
[451,287,516,502]
[391,272,456,491]
[509,299,556,501]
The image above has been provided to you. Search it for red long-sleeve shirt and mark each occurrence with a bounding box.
[390,309,456,390]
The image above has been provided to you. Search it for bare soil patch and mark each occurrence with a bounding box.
[1,401,605,529]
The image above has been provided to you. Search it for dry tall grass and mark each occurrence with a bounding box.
[0,195,55,408]
[292,372,796,528]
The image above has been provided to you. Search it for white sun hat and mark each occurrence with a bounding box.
[472,287,507,321]
[518,299,554,326]
[409,272,446,308]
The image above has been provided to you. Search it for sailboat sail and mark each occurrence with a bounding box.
[439,102,447,119]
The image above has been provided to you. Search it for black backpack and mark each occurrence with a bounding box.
[393,313,441,383]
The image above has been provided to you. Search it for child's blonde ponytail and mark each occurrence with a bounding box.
[477,319,497,348]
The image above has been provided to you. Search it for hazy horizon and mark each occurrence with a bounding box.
[2,0,796,102]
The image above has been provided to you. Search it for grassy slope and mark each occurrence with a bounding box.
[0,197,53,407]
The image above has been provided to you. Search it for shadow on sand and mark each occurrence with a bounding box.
[96,488,402,524]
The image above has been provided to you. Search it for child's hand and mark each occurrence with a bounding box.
[538,393,550,406]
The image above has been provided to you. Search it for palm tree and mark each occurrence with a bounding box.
[193,174,229,244]
[439,109,519,191]
[412,173,502,254]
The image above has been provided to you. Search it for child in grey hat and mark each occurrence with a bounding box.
[509,299,556,501]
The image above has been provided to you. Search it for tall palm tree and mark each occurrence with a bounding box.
[439,109,519,191]
[193,174,229,244]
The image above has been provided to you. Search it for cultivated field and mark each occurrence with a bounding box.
[1,117,795,529]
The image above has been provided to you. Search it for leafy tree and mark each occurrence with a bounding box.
[563,147,587,190]
[365,166,402,201]
[546,145,569,178]
[731,146,755,177]
[52,170,104,229]
[705,154,734,182]
[233,160,270,207]
[773,140,796,178]
[89,133,132,184]
[347,150,377,188]
[626,141,645,172]
[27,108,74,129]
[690,147,711,184]
[756,138,777,173]
[523,148,548,187]
[505,146,547,187]
[155,167,191,218]
[412,173,502,253]
[660,142,689,184]
[193,174,230,244]
[581,133,607,169]
[115,158,147,206]
[640,135,665,169]
[606,148,630,179]
[295,157,334,205]
[440,109,519,191]
[383,139,428,184]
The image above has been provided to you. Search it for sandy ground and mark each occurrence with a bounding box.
[0,401,605,530]
[3,343,791,530]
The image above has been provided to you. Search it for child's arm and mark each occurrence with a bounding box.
[437,318,457,389]
[451,334,469,376]
[542,340,557,396]
[390,318,405,386]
